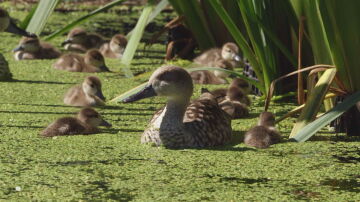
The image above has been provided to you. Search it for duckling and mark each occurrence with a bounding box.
[201,87,249,119]
[202,78,251,105]
[190,59,233,84]
[193,42,241,67]
[13,37,61,60]
[100,34,127,59]
[244,112,281,149]
[64,76,106,107]
[41,108,111,137]
[62,27,106,53]
[123,65,232,149]
[0,8,35,37]
[53,49,110,72]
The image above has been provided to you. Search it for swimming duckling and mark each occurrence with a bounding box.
[100,34,127,59]
[193,42,241,67]
[123,65,232,149]
[64,76,106,107]
[53,49,110,72]
[0,8,35,37]
[41,108,111,137]
[62,27,106,53]
[244,112,281,149]
[13,37,61,60]
[190,59,233,84]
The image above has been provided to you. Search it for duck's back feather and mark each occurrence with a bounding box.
[40,117,97,137]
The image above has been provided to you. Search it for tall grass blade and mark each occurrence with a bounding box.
[19,4,38,30]
[26,0,59,35]
[292,90,360,142]
[289,68,337,138]
[121,0,156,78]
[45,0,126,41]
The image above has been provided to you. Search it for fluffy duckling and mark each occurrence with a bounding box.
[13,37,61,60]
[203,78,251,105]
[0,8,35,37]
[244,112,281,149]
[190,59,233,84]
[123,65,232,149]
[53,49,110,72]
[41,108,111,137]
[193,42,241,67]
[64,76,106,107]
[100,34,127,59]
[201,87,249,119]
[62,27,106,53]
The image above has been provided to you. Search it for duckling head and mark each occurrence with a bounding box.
[82,76,106,101]
[61,27,87,46]
[258,112,275,127]
[0,8,35,37]
[77,108,112,127]
[84,49,110,72]
[110,34,127,54]
[231,78,251,95]
[123,66,193,103]
[221,42,241,62]
[227,86,245,101]
[13,37,40,52]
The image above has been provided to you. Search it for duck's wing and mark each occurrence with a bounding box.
[183,93,232,147]
[63,85,86,106]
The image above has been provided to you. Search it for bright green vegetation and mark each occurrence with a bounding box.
[0,6,359,201]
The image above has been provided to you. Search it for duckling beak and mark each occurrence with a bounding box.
[96,90,106,101]
[61,39,72,46]
[233,55,241,62]
[5,20,36,37]
[122,85,157,103]
[12,45,24,52]
[100,119,112,128]
[100,65,111,72]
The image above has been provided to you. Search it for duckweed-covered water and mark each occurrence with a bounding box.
[0,3,359,201]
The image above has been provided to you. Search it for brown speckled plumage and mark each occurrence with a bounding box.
[41,108,111,137]
[244,112,281,149]
[124,66,232,149]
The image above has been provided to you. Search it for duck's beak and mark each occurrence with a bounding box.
[12,45,24,52]
[5,20,35,37]
[100,65,111,72]
[100,119,112,128]
[122,85,157,103]
[233,54,241,62]
[96,90,106,101]
[61,39,72,46]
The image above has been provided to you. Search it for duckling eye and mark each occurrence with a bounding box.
[90,84,95,88]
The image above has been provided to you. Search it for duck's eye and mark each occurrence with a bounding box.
[226,49,231,52]
[90,84,95,88]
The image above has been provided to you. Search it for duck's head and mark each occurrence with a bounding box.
[13,37,40,52]
[0,8,35,37]
[82,76,106,101]
[77,108,112,127]
[221,42,241,62]
[84,49,110,72]
[61,27,87,46]
[110,34,127,54]
[227,86,246,101]
[231,78,250,94]
[123,66,193,103]
[258,112,275,127]
[213,59,233,78]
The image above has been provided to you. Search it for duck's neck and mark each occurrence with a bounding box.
[154,99,188,129]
